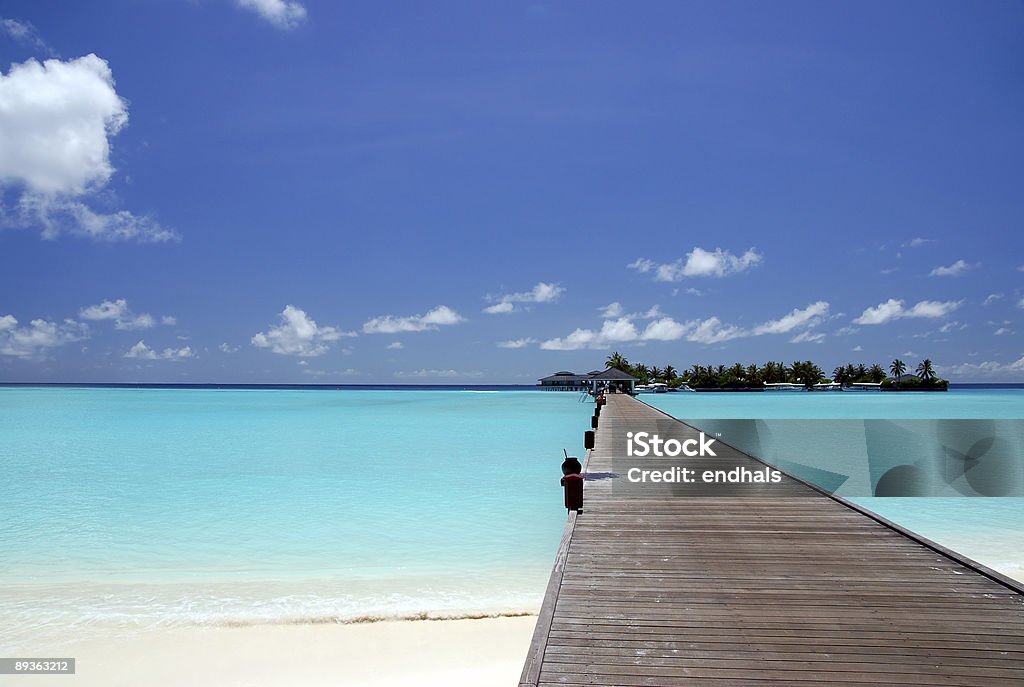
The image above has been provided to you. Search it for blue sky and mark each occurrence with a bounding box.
[1,1,1022,383]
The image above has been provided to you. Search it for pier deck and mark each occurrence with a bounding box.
[521,394,1024,686]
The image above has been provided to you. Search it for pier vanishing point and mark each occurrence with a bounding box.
[520,393,1024,686]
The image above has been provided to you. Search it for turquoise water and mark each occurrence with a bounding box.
[3,387,1023,652]
[0,388,586,650]
[644,387,1024,419]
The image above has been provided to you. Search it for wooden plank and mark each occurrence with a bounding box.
[519,393,1024,686]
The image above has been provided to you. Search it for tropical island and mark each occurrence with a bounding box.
[598,352,949,391]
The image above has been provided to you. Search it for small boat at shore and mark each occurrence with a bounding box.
[812,381,842,391]
[763,382,805,391]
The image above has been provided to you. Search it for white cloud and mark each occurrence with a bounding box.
[0,55,123,193]
[687,317,744,344]
[626,258,655,273]
[790,331,825,344]
[640,317,689,341]
[852,345,863,352]
[1018,297,1024,310]
[303,367,358,378]
[637,305,663,319]
[363,305,464,333]
[252,305,354,356]
[929,259,974,277]
[629,247,762,282]
[939,356,1024,380]
[237,0,307,29]
[902,238,933,248]
[497,338,536,348]
[161,316,177,326]
[124,340,193,361]
[394,368,483,379]
[79,298,165,330]
[540,317,639,351]
[994,328,1013,336]
[14,195,177,242]
[219,343,238,353]
[753,301,829,335]
[0,17,53,54]
[540,301,825,350]
[984,293,1004,306]
[0,55,175,242]
[482,301,515,314]
[0,315,88,358]
[853,298,961,325]
[901,351,918,358]
[599,302,623,318]
[905,300,962,318]
[386,341,403,350]
[483,282,564,314]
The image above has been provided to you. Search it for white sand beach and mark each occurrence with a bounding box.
[5,616,537,687]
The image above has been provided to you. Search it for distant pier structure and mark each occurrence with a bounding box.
[538,368,637,394]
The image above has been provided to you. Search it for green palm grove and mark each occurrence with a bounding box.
[605,353,947,390]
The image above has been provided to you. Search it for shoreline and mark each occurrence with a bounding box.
[3,615,538,687]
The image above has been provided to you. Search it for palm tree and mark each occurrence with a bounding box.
[917,359,935,381]
[746,364,760,386]
[606,352,630,372]
[648,365,662,381]
[632,363,649,383]
[833,366,851,388]
[890,359,906,388]
[869,364,886,383]
[663,365,678,383]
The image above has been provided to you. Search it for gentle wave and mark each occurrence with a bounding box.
[218,610,537,627]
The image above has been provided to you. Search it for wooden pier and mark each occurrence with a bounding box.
[521,393,1024,686]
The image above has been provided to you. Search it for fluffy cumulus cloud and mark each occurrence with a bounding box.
[483,282,564,314]
[599,302,624,318]
[237,0,307,29]
[929,260,975,277]
[124,340,193,361]
[363,305,464,334]
[853,299,961,325]
[628,247,762,282]
[539,301,826,351]
[79,298,169,330]
[0,315,88,358]
[252,305,355,356]
[0,54,175,241]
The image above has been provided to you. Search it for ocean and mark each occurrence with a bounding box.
[2,385,1022,652]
